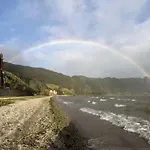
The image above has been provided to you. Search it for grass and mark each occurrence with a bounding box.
[0,95,46,100]
[49,97,69,133]
[0,95,47,107]
[0,96,87,149]
[0,99,14,107]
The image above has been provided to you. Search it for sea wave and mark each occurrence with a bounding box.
[110,97,115,100]
[114,104,126,108]
[80,107,150,144]
[92,102,96,105]
[132,99,136,102]
[63,101,73,105]
[100,99,107,102]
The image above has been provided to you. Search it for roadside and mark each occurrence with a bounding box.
[0,97,56,149]
[48,97,89,150]
[0,96,88,150]
[0,95,47,107]
[0,99,14,107]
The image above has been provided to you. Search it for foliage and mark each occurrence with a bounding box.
[3,62,150,96]
[4,62,72,88]
[5,71,35,95]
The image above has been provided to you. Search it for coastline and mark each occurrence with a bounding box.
[48,96,89,150]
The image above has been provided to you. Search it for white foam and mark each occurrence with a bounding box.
[117,98,121,101]
[92,102,96,105]
[124,99,135,101]
[63,101,73,105]
[96,97,99,99]
[87,139,98,149]
[88,101,91,103]
[132,99,136,102]
[114,104,126,108]
[110,97,115,100]
[80,107,150,144]
[123,99,136,102]
[100,99,107,102]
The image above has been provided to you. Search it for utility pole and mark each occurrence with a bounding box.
[0,53,4,88]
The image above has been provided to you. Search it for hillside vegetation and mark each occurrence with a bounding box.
[3,62,150,96]
[4,71,35,95]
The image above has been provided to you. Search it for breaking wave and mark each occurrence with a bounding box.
[114,104,126,108]
[63,101,73,105]
[92,102,96,105]
[100,99,107,102]
[132,99,136,102]
[80,107,150,144]
[117,98,136,102]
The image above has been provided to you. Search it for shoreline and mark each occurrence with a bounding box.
[48,97,89,150]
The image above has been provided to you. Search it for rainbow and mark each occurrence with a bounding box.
[9,39,150,78]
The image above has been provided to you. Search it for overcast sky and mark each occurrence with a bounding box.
[0,0,150,78]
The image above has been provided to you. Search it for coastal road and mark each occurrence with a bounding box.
[56,95,150,150]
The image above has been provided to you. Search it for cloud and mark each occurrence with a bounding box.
[1,0,150,77]
[3,37,21,49]
[35,0,149,77]
[0,46,25,64]
[18,43,143,77]
[40,0,146,40]
[0,37,25,64]
[15,0,42,20]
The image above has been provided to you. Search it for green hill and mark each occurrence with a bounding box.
[4,62,72,88]
[4,71,35,95]
[3,62,150,96]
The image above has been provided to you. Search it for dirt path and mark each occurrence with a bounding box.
[0,97,57,150]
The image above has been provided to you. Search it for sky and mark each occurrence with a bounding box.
[0,0,150,78]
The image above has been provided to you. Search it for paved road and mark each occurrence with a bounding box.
[56,95,150,150]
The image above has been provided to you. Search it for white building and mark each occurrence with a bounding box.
[49,90,57,96]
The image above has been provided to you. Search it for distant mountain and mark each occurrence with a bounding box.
[4,62,73,95]
[3,62,150,96]
[4,62,72,87]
